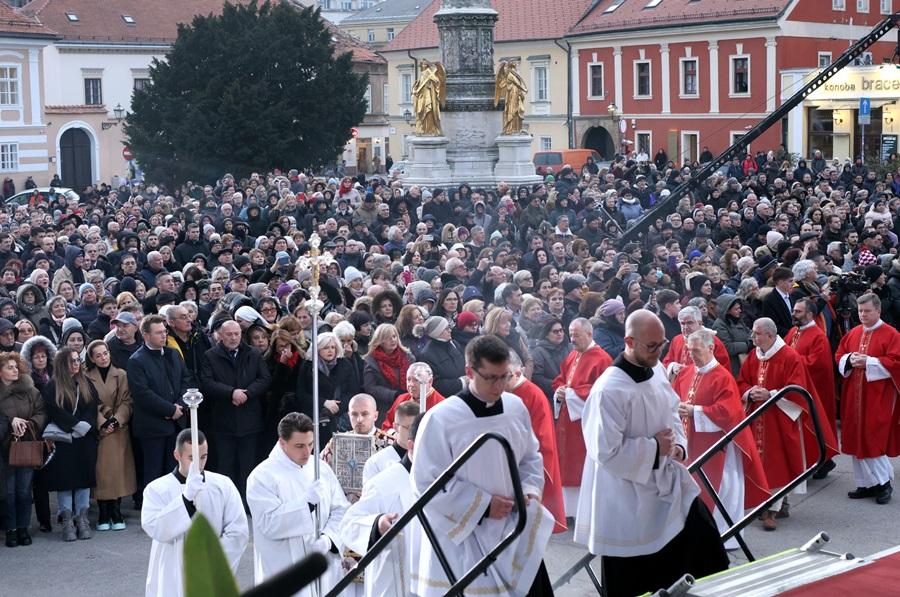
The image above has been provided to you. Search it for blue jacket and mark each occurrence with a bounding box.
[127,344,191,439]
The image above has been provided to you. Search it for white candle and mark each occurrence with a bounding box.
[190,405,200,469]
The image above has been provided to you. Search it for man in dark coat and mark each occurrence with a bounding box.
[761,267,795,337]
[200,320,271,501]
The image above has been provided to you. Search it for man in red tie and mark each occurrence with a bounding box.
[785,298,838,479]
[836,293,900,505]
[663,306,730,381]
[552,317,612,517]
[673,328,769,549]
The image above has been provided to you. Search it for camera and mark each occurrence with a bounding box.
[833,271,869,294]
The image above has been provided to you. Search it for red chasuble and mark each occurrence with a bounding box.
[381,389,446,432]
[835,322,900,458]
[737,345,839,489]
[512,378,566,533]
[673,362,769,510]
[552,345,612,488]
[663,333,731,372]
[785,324,838,439]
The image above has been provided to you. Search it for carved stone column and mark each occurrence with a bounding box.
[434,0,498,112]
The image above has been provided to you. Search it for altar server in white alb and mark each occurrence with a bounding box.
[575,310,729,597]
[247,412,350,597]
[142,429,249,597]
[340,412,424,597]
[412,334,554,597]
[363,400,419,484]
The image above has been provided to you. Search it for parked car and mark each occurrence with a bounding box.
[5,187,79,207]
[533,149,603,176]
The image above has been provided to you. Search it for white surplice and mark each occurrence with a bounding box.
[411,390,554,597]
[574,362,700,557]
[142,471,249,597]
[246,444,350,597]
[362,444,403,485]
[341,460,419,597]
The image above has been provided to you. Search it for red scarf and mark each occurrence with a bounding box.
[373,346,409,390]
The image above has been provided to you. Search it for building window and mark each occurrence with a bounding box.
[387,28,395,41]
[400,72,412,104]
[680,58,698,97]
[634,60,651,98]
[133,78,151,92]
[636,132,652,155]
[882,0,892,14]
[341,0,352,10]
[122,15,135,24]
[833,0,846,9]
[84,78,102,105]
[588,63,604,98]
[382,84,389,114]
[730,56,749,95]
[540,137,552,150]
[65,12,79,21]
[367,29,375,42]
[364,85,372,114]
[853,51,874,65]
[0,66,19,106]
[818,52,832,68]
[534,66,549,101]
[0,143,17,172]
[858,0,870,11]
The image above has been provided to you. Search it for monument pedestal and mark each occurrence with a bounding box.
[443,111,502,188]
[403,136,451,186]
[493,134,543,185]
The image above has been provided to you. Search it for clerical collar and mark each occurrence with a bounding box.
[457,386,504,417]
[612,353,653,383]
[171,466,205,484]
[798,320,817,330]
[400,454,412,472]
[696,359,718,374]
[864,319,884,333]
[392,442,408,459]
[756,336,786,361]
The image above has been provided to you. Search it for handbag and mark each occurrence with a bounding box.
[8,421,44,468]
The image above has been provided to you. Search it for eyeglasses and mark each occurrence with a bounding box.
[635,340,667,353]
[473,368,512,385]
[549,328,564,334]
[261,306,277,313]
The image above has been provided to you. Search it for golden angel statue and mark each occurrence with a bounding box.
[494,61,528,135]
[412,60,446,136]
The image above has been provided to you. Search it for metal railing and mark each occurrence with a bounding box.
[553,384,829,593]
[326,431,527,597]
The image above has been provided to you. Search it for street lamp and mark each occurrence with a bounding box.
[403,108,412,125]
[103,103,126,130]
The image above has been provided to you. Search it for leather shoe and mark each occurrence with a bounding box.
[876,482,893,505]
[848,486,877,499]
[15,528,31,546]
[761,511,777,531]
[812,459,836,480]
[775,499,790,519]
[5,530,17,547]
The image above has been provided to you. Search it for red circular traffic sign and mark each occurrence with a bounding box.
[122,146,133,161]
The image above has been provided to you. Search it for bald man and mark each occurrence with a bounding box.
[575,310,728,597]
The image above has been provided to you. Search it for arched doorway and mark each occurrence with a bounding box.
[582,126,616,161]
[59,128,92,192]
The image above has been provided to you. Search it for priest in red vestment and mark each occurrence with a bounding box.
[552,317,612,516]
[382,362,445,432]
[508,354,566,533]
[674,328,769,548]
[835,293,900,505]
[737,317,839,531]
[663,306,730,380]
[786,298,838,479]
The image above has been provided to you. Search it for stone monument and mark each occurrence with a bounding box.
[403,0,541,188]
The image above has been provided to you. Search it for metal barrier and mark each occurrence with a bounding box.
[326,431,527,597]
[553,384,829,593]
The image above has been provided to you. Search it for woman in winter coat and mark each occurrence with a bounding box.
[363,323,413,426]
[84,340,135,532]
[592,299,627,359]
[418,317,467,399]
[15,283,47,328]
[530,317,570,403]
[712,294,752,375]
[41,347,99,542]
[483,307,533,379]
[20,336,55,533]
[396,304,427,358]
[261,329,306,453]
[0,351,46,547]
[38,296,68,346]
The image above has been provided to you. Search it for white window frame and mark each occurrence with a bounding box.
[0,143,18,172]
[679,57,699,98]
[364,84,372,114]
[634,59,652,99]
[367,29,375,43]
[133,78,151,92]
[84,77,102,106]
[400,71,412,105]
[636,131,653,156]
[532,64,549,103]
[833,0,846,9]
[387,27,395,41]
[818,52,832,68]
[729,55,750,97]
[730,131,749,153]
[882,0,892,14]
[0,65,20,107]
[382,84,389,114]
[587,62,605,99]
[858,0,870,12]
[680,131,700,163]
[540,136,553,151]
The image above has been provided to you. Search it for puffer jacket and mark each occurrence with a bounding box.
[712,294,752,375]
[15,282,47,327]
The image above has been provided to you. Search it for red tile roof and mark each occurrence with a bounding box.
[0,2,55,38]
[383,0,596,52]
[329,22,386,64]
[569,0,792,36]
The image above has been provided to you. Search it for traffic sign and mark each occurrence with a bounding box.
[860,97,871,125]
[350,127,359,138]
[122,146,133,161]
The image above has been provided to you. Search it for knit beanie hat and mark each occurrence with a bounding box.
[425,316,450,339]
[456,311,479,329]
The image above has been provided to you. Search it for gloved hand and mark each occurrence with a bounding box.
[307,478,327,505]
[312,534,332,553]
[183,462,205,502]
[71,421,91,438]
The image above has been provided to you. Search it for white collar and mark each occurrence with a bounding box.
[696,358,719,374]
[272,443,303,471]
[777,288,791,299]
[799,320,817,330]
[756,336,786,361]
[510,375,526,390]
[864,319,884,333]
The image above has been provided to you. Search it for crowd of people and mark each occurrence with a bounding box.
[0,146,898,595]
